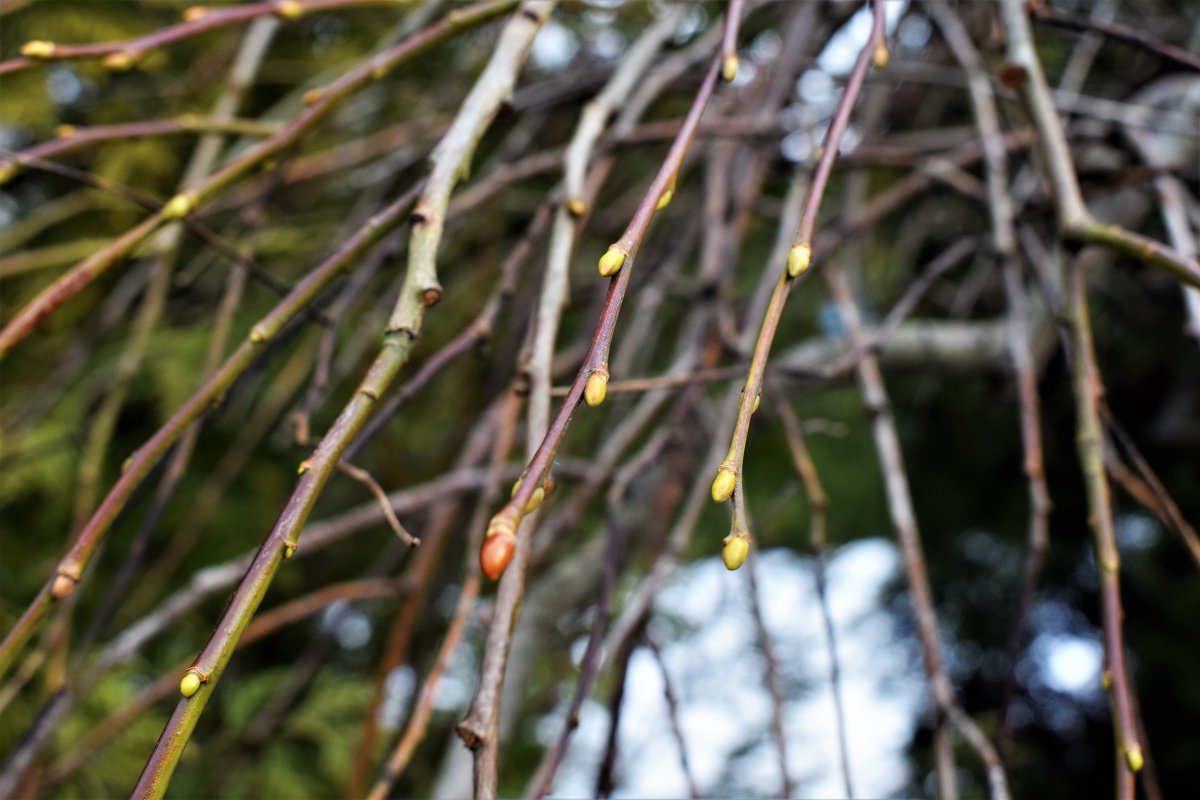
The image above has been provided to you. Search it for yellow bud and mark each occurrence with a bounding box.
[722,54,739,82]
[1125,745,1143,773]
[511,477,523,497]
[297,459,312,475]
[55,124,77,138]
[655,188,673,211]
[598,246,626,277]
[567,198,586,217]
[752,392,761,414]
[103,51,136,71]
[786,243,812,277]
[1101,670,1113,690]
[179,671,202,698]
[0,163,18,186]
[283,542,296,558]
[585,371,608,407]
[20,40,56,59]
[302,88,323,105]
[249,325,268,343]
[162,192,195,220]
[183,6,208,22]
[873,44,889,69]
[722,535,749,570]
[711,467,736,503]
[276,0,303,19]
[524,486,545,514]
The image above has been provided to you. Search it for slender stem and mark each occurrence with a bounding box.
[712,0,886,513]
[488,51,724,568]
[771,388,854,798]
[1065,259,1141,797]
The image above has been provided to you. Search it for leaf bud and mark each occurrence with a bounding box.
[481,522,516,580]
[20,40,56,59]
[597,246,626,277]
[786,243,812,277]
[179,670,202,698]
[711,466,736,503]
[162,191,196,220]
[51,574,76,599]
[722,54,739,82]
[873,44,889,69]
[103,51,136,71]
[585,371,608,407]
[722,534,749,570]
[275,0,304,19]
[1125,745,1144,773]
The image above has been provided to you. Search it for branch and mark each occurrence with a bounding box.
[0,0,518,357]
[130,6,550,795]
[1030,2,1200,73]
[997,0,1200,289]
[1064,258,1142,797]
[2,0,405,75]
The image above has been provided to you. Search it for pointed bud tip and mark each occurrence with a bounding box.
[183,6,207,21]
[722,535,749,570]
[655,188,673,211]
[711,468,736,503]
[786,243,812,277]
[585,372,608,407]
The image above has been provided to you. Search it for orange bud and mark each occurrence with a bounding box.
[480,530,516,580]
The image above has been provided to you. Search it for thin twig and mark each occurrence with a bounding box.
[1064,258,1142,797]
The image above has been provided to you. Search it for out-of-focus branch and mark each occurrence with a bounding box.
[998,0,1200,289]
[926,0,1052,762]
[1030,2,1200,73]
[1,0,407,76]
